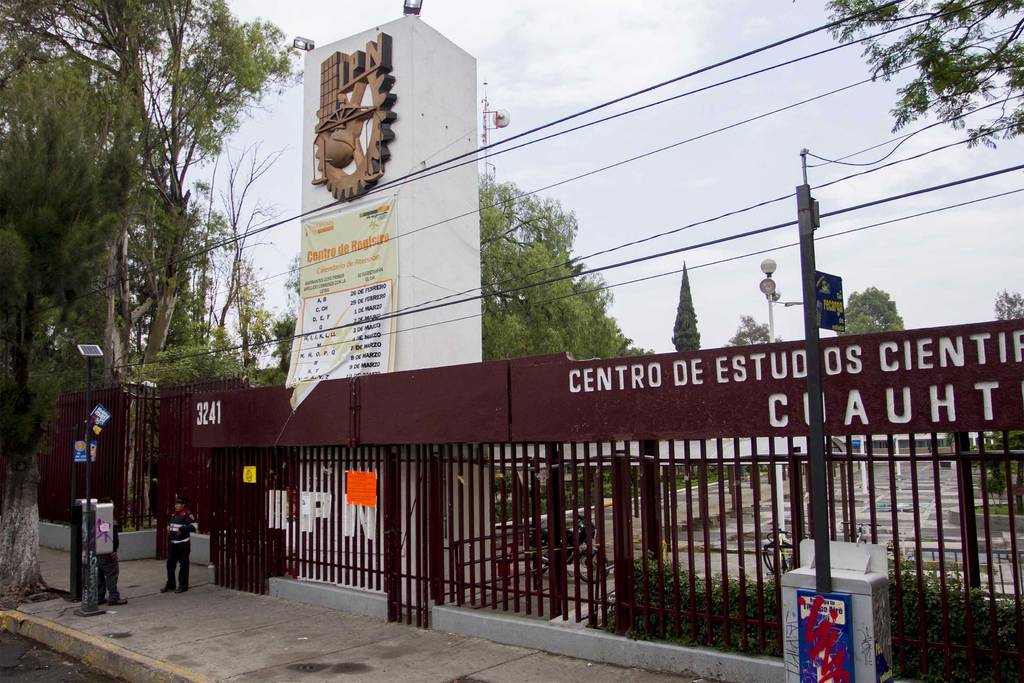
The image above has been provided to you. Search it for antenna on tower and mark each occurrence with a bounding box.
[481,81,510,179]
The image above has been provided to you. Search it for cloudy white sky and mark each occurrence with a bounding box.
[222,0,1023,353]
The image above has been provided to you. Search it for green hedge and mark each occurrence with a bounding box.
[610,559,1021,683]
[610,560,781,657]
[890,562,1020,683]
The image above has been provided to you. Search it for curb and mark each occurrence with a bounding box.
[0,609,210,683]
[432,604,783,682]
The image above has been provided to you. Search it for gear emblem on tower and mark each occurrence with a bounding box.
[313,33,397,201]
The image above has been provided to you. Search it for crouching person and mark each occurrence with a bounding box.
[96,497,126,606]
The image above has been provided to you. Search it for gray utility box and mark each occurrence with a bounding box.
[782,540,893,682]
[78,500,115,556]
[94,502,115,556]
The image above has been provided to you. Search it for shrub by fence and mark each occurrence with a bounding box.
[615,558,1020,683]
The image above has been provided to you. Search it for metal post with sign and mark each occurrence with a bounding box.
[783,152,892,682]
[74,343,106,617]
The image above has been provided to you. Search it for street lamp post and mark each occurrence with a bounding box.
[75,343,104,617]
[757,260,788,538]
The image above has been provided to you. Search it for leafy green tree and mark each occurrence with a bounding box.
[995,289,1024,319]
[0,66,132,591]
[672,264,701,351]
[480,179,641,360]
[728,315,773,346]
[2,0,293,373]
[132,328,243,386]
[259,314,296,387]
[260,258,301,386]
[841,286,905,335]
[828,0,1024,145]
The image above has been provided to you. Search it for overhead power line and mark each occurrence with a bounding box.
[112,161,1024,372]
[212,57,1007,312]
[152,3,949,261]
[586,186,1024,298]
[216,74,884,303]
[107,96,1016,373]
[343,122,1016,325]
[303,183,1024,351]
[808,95,1024,169]
[41,181,1017,386]
[84,2,1003,309]
[81,0,942,301]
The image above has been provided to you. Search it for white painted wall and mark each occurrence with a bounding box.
[301,16,482,372]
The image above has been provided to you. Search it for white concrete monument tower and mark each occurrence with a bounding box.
[288,16,481,404]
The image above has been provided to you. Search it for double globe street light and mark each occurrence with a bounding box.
[758,258,802,341]
[757,259,800,536]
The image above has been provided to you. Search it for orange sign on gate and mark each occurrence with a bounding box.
[346,470,377,508]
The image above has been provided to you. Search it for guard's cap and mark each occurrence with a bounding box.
[175,495,189,505]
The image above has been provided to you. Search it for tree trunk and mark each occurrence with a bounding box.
[103,231,129,383]
[145,282,178,363]
[0,452,42,591]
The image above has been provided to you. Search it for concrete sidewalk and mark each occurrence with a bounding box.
[8,548,707,682]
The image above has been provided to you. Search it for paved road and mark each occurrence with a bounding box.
[0,631,114,682]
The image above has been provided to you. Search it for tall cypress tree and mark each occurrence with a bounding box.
[672,263,700,351]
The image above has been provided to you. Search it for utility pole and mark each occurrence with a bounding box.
[796,150,831,593]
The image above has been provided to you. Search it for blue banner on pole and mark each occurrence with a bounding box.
[815,270,845,332]
[73,440,97,463]
[798,590,854,683]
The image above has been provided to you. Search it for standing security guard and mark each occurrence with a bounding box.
[162,495,195,593]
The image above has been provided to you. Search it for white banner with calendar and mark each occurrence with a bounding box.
[286,198,398,408]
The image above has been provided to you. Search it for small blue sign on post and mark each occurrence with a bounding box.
[815,270,845,332]
[798,589,854,683]
[73,440,97,463]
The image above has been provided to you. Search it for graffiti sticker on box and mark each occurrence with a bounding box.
[798,590,853,683]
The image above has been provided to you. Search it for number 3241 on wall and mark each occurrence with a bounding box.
[196,400,222,426]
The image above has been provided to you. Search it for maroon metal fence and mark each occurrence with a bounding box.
[209,447,287,594]
[35,383,159,529]
[207,433,1023,682]
[23,380,242,537]
[197,320,1024,682]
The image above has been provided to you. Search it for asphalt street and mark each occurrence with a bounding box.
[0,631,114,682]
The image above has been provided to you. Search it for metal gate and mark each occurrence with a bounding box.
[209,444,431,626]
[209,447,286,594]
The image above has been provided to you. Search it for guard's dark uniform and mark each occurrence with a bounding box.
[164,505,196,593]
